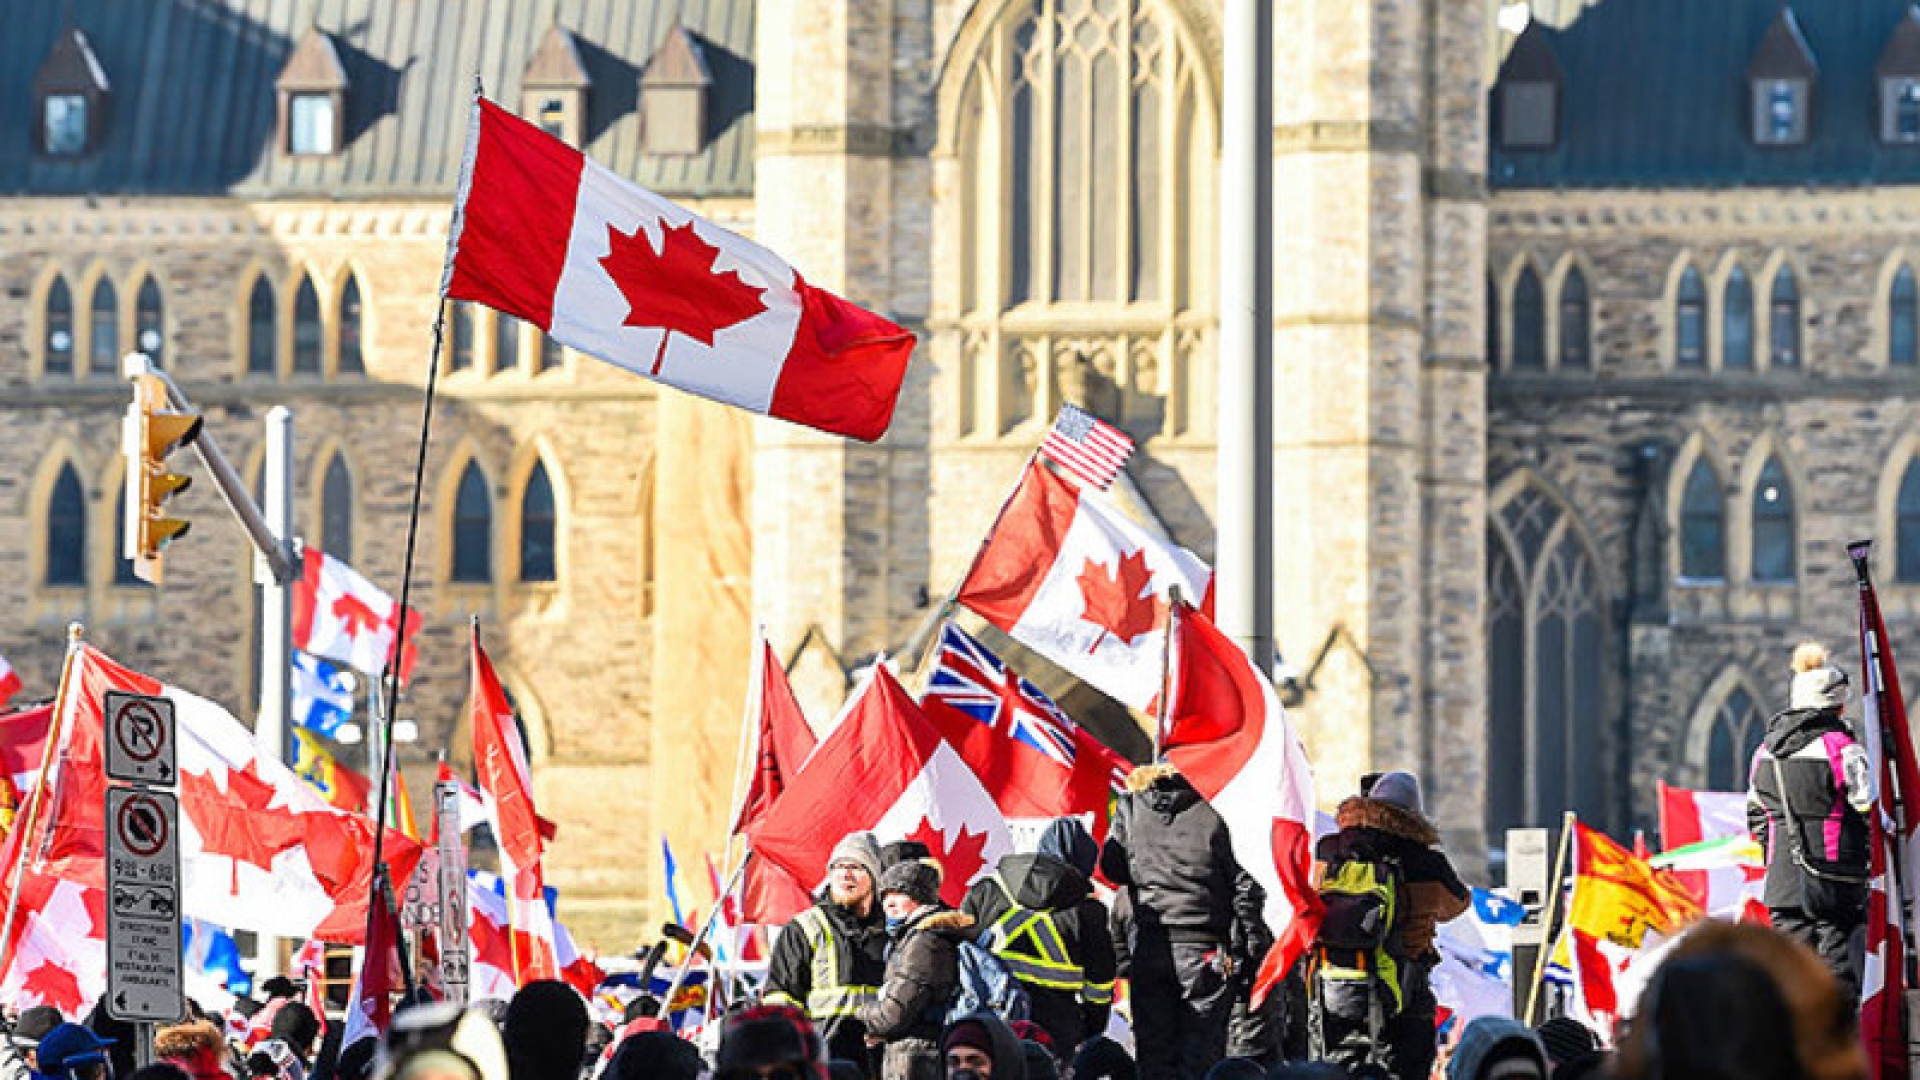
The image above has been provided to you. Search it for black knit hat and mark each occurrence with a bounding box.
[878,859,942,906]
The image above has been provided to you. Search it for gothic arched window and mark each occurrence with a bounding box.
[1770,265,1800,369]
[1676,267,1705,369]
[495,315,521,372]
[322,453,353,561]
[1486,273,1501,367]
[1486,536,1527,841]
[1893,265,1917,368]
[1707,687,1766,791]
[1559,267,1590,369]
[452,462,492,583]
[1512,267,1545,369]
[520,462,557,583]
[1752,456,1795,583]
[248,276,276,375]
[339,275,364,375]
[90,277,117,373]
[44,276,74,377]
[292,275,322,375]
[1898,461,1920,583]
[1678,457,1725,581]
[449,303,475,373]
[46,464,86,587]
[136,277,164,361]
[1724,266,1754,370]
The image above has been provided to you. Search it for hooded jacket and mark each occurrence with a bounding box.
[1445,1016,1548,1080]
[961,819,1119,1050]
[1747,705,1873,913]
[940,1012,1027,1080]
[1314,795,1469,960]
[1099,766,1264,944]
[765,893,890,1063]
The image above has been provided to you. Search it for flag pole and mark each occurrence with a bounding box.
[719,628,766,882]
[660,857,748,1028]
[1523,811,1577,1025]
[1155,588,1184,759]
[1851,541,1920,994]
[900,449,1042,681]
[0,623,85,1002]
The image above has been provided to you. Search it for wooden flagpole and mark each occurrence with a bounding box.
[1523,811,1577,1026]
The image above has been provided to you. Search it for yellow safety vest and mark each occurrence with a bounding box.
[983,874,1084,994]
[769,906,880,1020]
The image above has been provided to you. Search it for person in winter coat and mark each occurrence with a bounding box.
[1310,770,1469,1080]
[766,831,893,1066]
[962,817,1118,1056]
[858,860,976,1080]
[1748,643,1874,1004]
[1443,1017,1547,1080]
[941,1012,1028,1080]
[1099,763,1265,1080]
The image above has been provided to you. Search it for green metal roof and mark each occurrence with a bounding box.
[1491,0,1920,189]
[0,0,755,200]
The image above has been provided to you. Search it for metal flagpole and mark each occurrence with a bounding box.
[1155,588,1184,759]
[256,405,294,980]
[661,858,748,1025]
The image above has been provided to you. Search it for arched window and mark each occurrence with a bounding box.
[539,333,564,373]
[520,462,556,582]
[1676,267,1705,368]
[1723,266,1754,370]
[1770,265,1801,369]
[1679,457,1725,581]
[1893,266,1917,368]
[452,462,491,583]
[90,277,117,373]
[248,276,276,375]
[449,303,474,372]
[1486,536,1527,841]
[1485,273,1501,367]
[44,276,74,377]
[495,314,521,372]
[1752,456,1795,583]
[1706,687,1766,790]
[322,453,353,561]
[1511,267,1545,369]
[1559,267,1590,369]
[292,275,321,375]
[1899,461,1920,583]
[339,276,364,375]
[136,277,164,361]
[46,464,86,586]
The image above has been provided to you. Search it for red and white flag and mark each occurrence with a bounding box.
[733,637,818,925]
[0,703,52,794]
[293,548,421,683]
[445,98,915,443]
[958,460,1212,711]
[341,883,405,1046]
[1161,602,1321,1007]
[1853,541,1920,1080]
[751,665,1011,907]
[1040,404,1136,493]
[465,874,519,1002]
[470,626,560,983]
[0,656,20,706]
[1655,781,1762,919]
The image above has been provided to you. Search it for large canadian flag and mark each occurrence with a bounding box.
[445,98,915,443]
[732,637,819,925]
[1161,603,1321,1007]
[293,548,421,683]
[469,627,560,983]
[958,460,1212,711]
[751,665,1011,907]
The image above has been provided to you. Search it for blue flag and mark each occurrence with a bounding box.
[290,650,355,739]
[183,918,253,996]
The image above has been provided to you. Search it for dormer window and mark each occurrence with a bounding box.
[1877,7,1920,144]
[523,25,592,146]
[1494,23,1562,150]
[33,28,110,157]
[641,26,713,155]
[276,28,349,157]
[1747,8,1816,147]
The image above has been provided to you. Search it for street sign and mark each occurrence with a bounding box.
[104,692,176,786]
[435,782,470,1006]
[106,786,182,1022]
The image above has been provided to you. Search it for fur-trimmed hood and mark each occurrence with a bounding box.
[1336,795,1438,846]
[911,909,975,933]
[1124,762,1179,792]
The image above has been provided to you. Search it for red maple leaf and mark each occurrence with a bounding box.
[21,959,84,1013]
[598,219,768,375]
[332,591,384,638]
[470,909,514,971]
[905,818,992,906]
[184,760,308,885]
[1076,548,1168,651]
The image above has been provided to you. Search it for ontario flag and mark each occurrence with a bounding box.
[1161,602,1320,1008]
[293,548,421,683]
[1852,540,1920,1080]
[958,459,1212,712]
[920,623,1128,836]
[733,639,817,924]
[445,98,915,443]
[751,664,1011,907]
[469,625,560,983]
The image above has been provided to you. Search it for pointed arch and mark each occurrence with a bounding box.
[1880,433,1920,584]
[1759,250,1806,370]
[38,453,89,588]
[291,271,323,376]
[1717,257,1755,371]
[336,267,366,376]
[132,267,166,362]
[489,666,553,766]
[442,446,495,584]
[1739,435,1800,584]
[508,440,568,585]
[1684,668,1771,789]
[1879,250,1918,369]
[242,269,278,377]
[1549,253,1593,371]
[311,445,358,563]
[1669,434,1729,582]
[1509,260,1547,370]
[81,267,118,379]
[1666,255,1706,370]
[32,264,77,379]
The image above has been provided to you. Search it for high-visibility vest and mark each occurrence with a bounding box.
[767,906,880,1020]
[981,874,1084,994]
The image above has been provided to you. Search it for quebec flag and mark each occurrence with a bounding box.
[291,650,355,739]
[1432,888,1525,1025]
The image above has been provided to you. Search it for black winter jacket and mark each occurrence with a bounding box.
[1313,796,1469,961]
[1099,766,1264,946]
[858,908,973,1049]
[764,896,889,1063]
[1748,706,1873,914]
[961,850,1118,1051]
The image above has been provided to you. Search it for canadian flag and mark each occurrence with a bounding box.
[0,655,20,706]
[445,98,915,443]
[959,460,1212,711]
[293,548,421,683]
[0,703,52,794]
[751,665,1011,907]
[1161,603,1321,1007]
[467,871,602,999]
[733,637,818,925]
[469,626,560,983]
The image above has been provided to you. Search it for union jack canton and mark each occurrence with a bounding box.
[926,624,1080,768]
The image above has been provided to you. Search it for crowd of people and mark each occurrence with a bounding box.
[0,643,1888,1080]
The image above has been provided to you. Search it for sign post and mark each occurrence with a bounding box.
[434,782,470,1007]
[104,691,184,1056]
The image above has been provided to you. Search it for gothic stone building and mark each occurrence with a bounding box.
[2,0,1915,950]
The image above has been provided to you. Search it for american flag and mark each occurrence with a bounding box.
[1040,404,1135,492]
[926,624,1080,769]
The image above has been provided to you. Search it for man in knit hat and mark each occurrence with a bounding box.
[1748,642,1874,1002]
[766,831,891,1067]
[858,859,976,1080]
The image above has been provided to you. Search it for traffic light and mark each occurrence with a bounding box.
[122,373,202,583]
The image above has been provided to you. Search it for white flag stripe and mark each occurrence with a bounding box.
[1040,405,1135,490]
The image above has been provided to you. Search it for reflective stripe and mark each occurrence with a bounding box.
[790,908,880,1020]
[985,876,1084,992]
[807,986,880,1018]
[1082,979,1115,1006]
